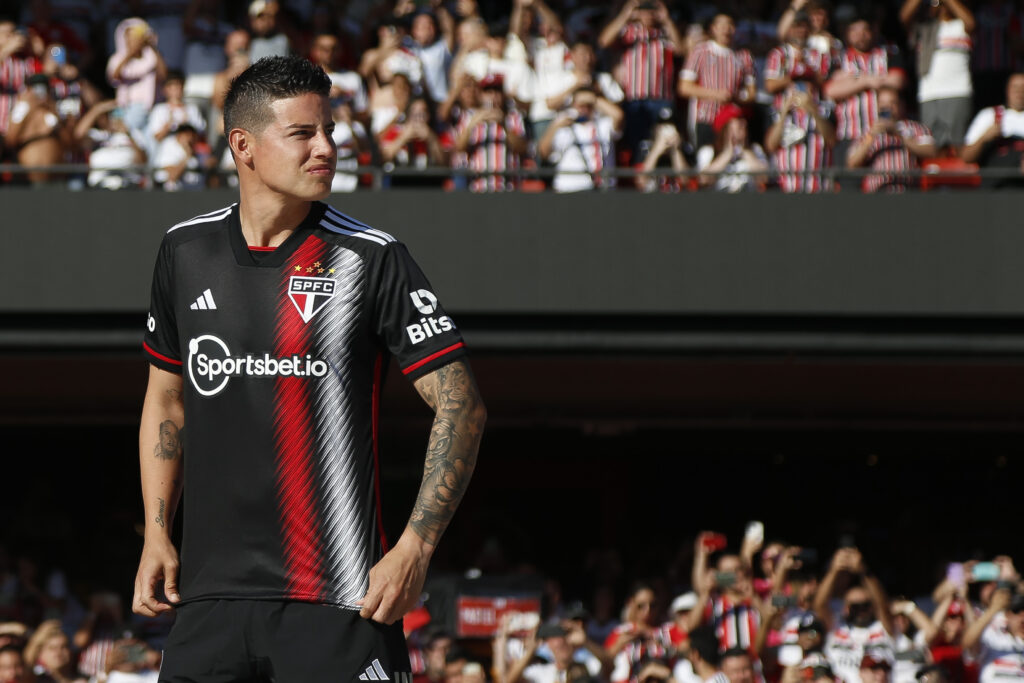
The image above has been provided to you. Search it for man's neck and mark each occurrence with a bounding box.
[695,662,718,680]
[238,191,313,248]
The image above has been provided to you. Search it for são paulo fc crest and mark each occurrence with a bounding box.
[289,273,337,323]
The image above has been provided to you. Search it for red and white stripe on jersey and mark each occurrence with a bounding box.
[681,41,756,125]
[0,55,42,134]
[773,107,833,194]
[857,119,933,192]
[764,44,831,111]
[456,108,526,192]
[705,596,760,652]
[832,46,904,141]
[619,23,676,100]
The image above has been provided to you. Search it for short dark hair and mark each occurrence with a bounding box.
[165,68,185,84]
[689,626,721,666]
[223,55,331,136]
[721,648,751,665]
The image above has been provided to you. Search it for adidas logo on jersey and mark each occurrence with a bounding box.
[190,289,217,311]
[358,659,411,682]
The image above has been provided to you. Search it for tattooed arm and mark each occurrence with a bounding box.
[359,359,486,624]
[132,365,185,617]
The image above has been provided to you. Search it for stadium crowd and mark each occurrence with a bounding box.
[1,532,1024,683]
[0,0,1023,192]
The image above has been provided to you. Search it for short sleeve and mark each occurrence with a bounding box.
[964,108,995,146]
[373,242,467,380]
[143,236,182,372]
[682,45,702,82]
[764,48,784,80]
[741,50,756,83]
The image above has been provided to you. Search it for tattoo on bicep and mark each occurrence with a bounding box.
[409,362,484,544]
[153,420,183,460]
[155,497,166,528]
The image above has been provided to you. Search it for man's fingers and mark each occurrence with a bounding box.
[164,561,181,603]
[359,581,384,619]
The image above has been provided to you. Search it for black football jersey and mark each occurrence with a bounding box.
[142,202,467,607]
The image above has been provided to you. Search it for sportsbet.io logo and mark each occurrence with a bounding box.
[187,334,329,397]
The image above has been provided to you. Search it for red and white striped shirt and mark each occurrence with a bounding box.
[705,595,761,652]
[617,23,676,101]
[454,108,525,192]
[0,54,42,135]
[855,118,933,193]
[681,41,756,125]
[773,104,834,194]
[764,44,831,111]
[831,46,905,141]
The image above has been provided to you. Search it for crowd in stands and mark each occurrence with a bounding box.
[3,532,1024,683]
[1,0,1024,192]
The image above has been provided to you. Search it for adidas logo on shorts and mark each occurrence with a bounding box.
[358,659,411,683]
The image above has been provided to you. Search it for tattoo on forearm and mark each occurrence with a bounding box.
[154,420,182,460]
[410,361,484,545]
[155,497,166,528]
[165,387,182,401]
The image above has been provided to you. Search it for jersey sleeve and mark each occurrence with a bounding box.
[142,235,182,373]
[373,242,467,381]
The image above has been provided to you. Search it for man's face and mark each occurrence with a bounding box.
[571,44,595,72]
[225,29,250,56]
[426,637,452,671]
[1007,74,1024,111]
[877,90,901,118]
[721,655,755,683]
[844,588,875,627]
[572,92,597,120]
[859,665,889,683]
[412,14,436,46]
[847,21,873,52]
[1006,606,1024,637]
[810,8,828,32]
[444,658,466,683]
[0,650,24,683]
[250,2,278,36]
[311,35,338,69]
[635,9,657,28]
[164,79,184,102]
[788,21,809,45]
[244,93,336,201]
[797,629,823,652]
[547,636,573,667]
[710,15,735,46]
[40,634,71,670]
[159,422,176,452]
[630,589,655,625]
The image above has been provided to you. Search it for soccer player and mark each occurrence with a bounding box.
[132,55,486,681]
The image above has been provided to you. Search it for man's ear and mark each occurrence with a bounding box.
[228,128,253,166]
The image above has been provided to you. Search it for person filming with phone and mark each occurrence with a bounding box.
[687,532,761,654]
[846,86,935,192]
[961,560,1024,683]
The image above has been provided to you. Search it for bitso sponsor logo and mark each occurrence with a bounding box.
[187,334,329,397]
[406,289,454,344]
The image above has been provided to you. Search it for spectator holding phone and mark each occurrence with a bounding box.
[765,85,836,193]
[696,104,768,192]
[687,533,761,654]
[538,85,623,193]
[815,547,895,683]
[0,20,44,142]
[925,565,978,683]
[606,583,672,683]
[506,621,611,683]
[962,577,1024,683]
[845,86,935,192]
[106,18,167,133]
[961,72,1024,189]
[764,11,830,114]
[5,72,70,185]
[453,73,528,192]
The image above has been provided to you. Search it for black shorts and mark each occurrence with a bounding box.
[158,600,411,683]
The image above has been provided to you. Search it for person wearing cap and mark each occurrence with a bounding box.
[963,585,1024,683]
[506,621,612,683]
[678,12,756,151]
[247,0,289,62]
[666,593,698,647]
[924,585,975,683]
[859,646,895,683]
[695,103,768,192]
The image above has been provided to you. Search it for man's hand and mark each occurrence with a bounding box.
[133,534,180,616]
[358,529,433,624]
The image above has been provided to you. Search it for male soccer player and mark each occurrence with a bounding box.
[133,55,486,681]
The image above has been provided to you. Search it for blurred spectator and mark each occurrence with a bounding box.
[22,0,90,67]
[330,95,369,193]
[23,619,85,683]
[0,644,26,683]
[74,99,147,190]
[538,85,623,193]
[505,621,611,683]
[859,648,895,683]
[73,591,125,679]
[971,0,1024,110]
[815,548,895,683]
[687,535,761,653]
[413,627,452,683]
[925,571,976,683]
[511,0,569,142]
[696,103,768,192]
[0,20,44,141]
[599,0,680,160]
[777,0,842,64]
[961,72,1024,188]
[102,638,161,683]
[764,11,831,113]
[137,0,189,72]
[606,582,672,683]
[900,0,975,152]
[0,623,27,651]
[587,585,622,647]
[5,73,71,185]
[152,122,204,190]
[635,104,689,193]
[755,547,821,668]
[41,43,101,129]
[397,2,456,105]
[209,29,250,146]
[688,626,728,683]
[182,0,233,78]
[309,33,368,123]
[452,18,532,112]
[248,0,290,62]
[678,12,756,151]
[765,85,836,193]
[453,73,527,192]
[666,592,697,650]
[379,96,447,187]
[542,41,624,140]
[106,18,167,133]
[145,69,205,157]
[962,585,1024,683]
[371,70,413,137]
[824,18,906,167]
[787,653,839,683]
[721,648,756,683]
[846,87,936,192]
[889,599,935,683]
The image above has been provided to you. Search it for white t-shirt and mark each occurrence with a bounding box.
[412,40,451,103]
[145,102,206,143]
[548,116,618,193]
[918,19,972,102]
[695,143,768,192]
[460,50,535,104]
[536,70,624,122]
[332,120,366,192]
[329,70,369,114]
[978,619,1024,683]
[824,621,894,683]
[964,106,1024,145]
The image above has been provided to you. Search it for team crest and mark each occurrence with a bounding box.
[288,269,336,323]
